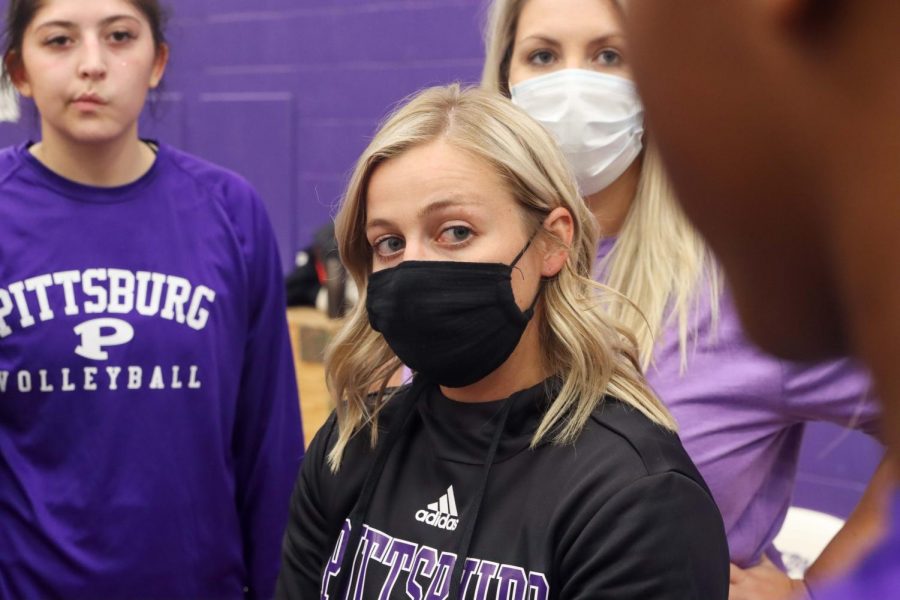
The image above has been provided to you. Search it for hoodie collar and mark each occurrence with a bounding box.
[417,378,557,465]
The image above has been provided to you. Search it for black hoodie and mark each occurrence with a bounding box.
[277,378,729,599]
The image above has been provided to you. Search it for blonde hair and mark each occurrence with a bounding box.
[481,0,720,370]
[325,84,675,470]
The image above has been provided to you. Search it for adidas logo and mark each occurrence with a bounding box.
[415,486,459,531]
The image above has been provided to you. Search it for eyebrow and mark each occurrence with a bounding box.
[417,197,481,219]
[516,33,624,47]
[34,15,142,32]
[365,196,483,231]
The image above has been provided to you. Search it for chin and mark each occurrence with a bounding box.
[64,128,131,146]
[55,115,131,143]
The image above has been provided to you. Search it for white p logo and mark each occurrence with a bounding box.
[74,318,135,361]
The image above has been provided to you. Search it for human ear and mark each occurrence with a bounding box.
[6,54,31,97]
[149,43,169,89]
[539,206,574,278]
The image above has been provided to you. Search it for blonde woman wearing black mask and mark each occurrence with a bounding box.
[276,84,728,600]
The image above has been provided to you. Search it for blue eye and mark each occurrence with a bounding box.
[373,236,405,258]
[451,226,470,241]
[439,226,472,245]
[528,50,555,67]
[597,49,622,67]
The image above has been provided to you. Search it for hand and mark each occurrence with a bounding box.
[729,555,811,600]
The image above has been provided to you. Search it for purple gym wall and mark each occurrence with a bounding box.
[0,0,882,521]
[0,0,488,268]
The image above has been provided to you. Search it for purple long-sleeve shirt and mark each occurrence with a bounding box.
[597,238,879,567]
[0,142,304,599]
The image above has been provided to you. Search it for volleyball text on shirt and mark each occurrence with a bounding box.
[0,267,216,395]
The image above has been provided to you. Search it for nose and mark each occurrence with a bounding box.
[563,56,589,71]
[77,38,107,81]
[400,240,426,262]
[399,239,445,263]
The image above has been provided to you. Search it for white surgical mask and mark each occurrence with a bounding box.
[511,69,644,196]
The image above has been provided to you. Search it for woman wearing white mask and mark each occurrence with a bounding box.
[482,1,891,599]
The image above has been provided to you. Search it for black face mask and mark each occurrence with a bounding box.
[366,240,540,388]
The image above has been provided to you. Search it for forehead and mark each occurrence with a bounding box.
[516,0,623,39]
[365,139,519,223]
[30,0,145,25]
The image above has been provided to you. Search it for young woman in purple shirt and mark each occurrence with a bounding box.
[0,1,303,597]
[482,1,891,597]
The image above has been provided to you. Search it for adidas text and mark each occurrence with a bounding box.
[416,486,460,530]
[415,509,459,531]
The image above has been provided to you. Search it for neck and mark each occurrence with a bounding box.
[440,316,548,403]
[31,126,154,187]
[583,157,642,236]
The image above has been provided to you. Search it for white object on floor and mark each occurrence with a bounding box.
[773,506,845,578]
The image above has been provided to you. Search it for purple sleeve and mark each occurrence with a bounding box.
[780,357,880,436]
[233,189,305,599]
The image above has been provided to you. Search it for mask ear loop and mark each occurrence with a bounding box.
[509,236,534,270]
[509,227,541,280]
[509,229,546,318]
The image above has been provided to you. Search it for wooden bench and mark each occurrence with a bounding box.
[287,307,341,447]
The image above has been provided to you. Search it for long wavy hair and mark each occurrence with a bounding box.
[481,0,720,371]
[325,84,675,471]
